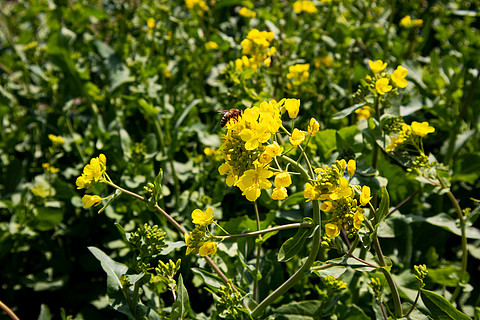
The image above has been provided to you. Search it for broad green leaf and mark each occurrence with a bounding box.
[277,226,310,262]
[93,40,133,91]
[332,103,365,119]
[38,304,52,320]
[274,300,322,319]
[377,186,390,223]
[88,247,128,291]
[409,213,480,239]
[33,206,63,231]
[119,129,132,159]
[428,266,465,287]
[421,289,471,320]
[313,129,336,160]
[171,274,190,319]
[191,268,224,289]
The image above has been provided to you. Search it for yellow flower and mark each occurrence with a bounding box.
[205,41,219,50]
[360,186,372,206]
[237,166,273,202]
[48,134,65,145]
[275,171,292,188]
[347,160,356,177]
[82,194,102,208]
[375,78,392,95]
[240,124,271,150]
[204,147,215,156]
[369,60,387,74]
[192,208,215,226]
[314,55,333,68]
[330,177,353,200]
[308,118,319,136]
[184,233,194,255]
[304,182,318,202]
[259,152,273,164]
[353,210,365,229]
[265,141,283,157]
[320,201,333,212]
[283,98,300,119]
[293,1,317,14]
[147,18,155,29]
[400,15,423,28]
[43,163,60,174]
[272,187,288,200]
[289,128,307,147]
[199,242,217,256]
[411,121,435,137]
[325,223,340,238]
[218,163,237,186]
[239,7,256,18]
[391,66,408,88]
[355,106,374,120]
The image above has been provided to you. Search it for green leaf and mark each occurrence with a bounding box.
[274,300,322,319]
[313,129,336,160]
[428,266,465,287]
[332,103,365,119]
[191,268,224,289]
[38,304,53,320]
[412,213,480,239]
[420,289,471,320]
[93,40,133,91]
[33,206,64,231]
[119,128,132,159]
[171,274,190,319]
[277,226,310,262]
[88,247,128,290]
[376,187,390,223]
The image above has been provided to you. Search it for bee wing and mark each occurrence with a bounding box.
[218,110,230,114]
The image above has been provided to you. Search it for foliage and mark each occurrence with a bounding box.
[1,0,479,319]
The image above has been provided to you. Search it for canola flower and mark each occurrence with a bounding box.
[236,29,276,71]
[386,121,435,152]
[308,118,319,136]
[286,64,310,89]
[400,15,423,28]
[369,60,387,74]
[185,0,207,12]
[82,194,103,208]
[205,41,219,50]
[364,60,408,96]
[375,78,392,95]
[355,106,374,120]
[239,7,256,18]
[314,55,333,68]
[293,1,317,14]
[411,121,435,137]
[185,208,218,256]
[48,134,65,146]
[76,154,107,190]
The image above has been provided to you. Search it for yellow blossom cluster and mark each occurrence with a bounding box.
[42,163,60,174]
[236,29,276,71]
[314,55,333,68]
[400,16,423,29]
[185,0,207,13]
[76,154,107,208]
[147,18,155,34]
[48,134,65,146]
[304,160,371,239]
[205,41,219,50]
[218,99,313,202]
[286,64,310,89]
[293,1,317,14]
[239,7,256,18]
[367,60,408,95]
[386,121,435,152]
[184,208,217,256]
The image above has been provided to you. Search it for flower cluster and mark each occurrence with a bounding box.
[400,16,423,29]
[236,29,276,71]
[366,60,408,96]
[286,63,310,90]
[293,1,317,14]
[218,99,308,202]
[76,154,108,208]
[304,160,371,239]
[386,121,435,152]
[185,0,207,14]
[239,7,256,18]
[184,208,217,256]
[48,134,65,146]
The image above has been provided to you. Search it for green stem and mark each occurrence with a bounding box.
[213,223,313,240]
[253,202,262,303]
[404,287,422,318]
[364,219,403,318]
[372,95,381,170]
[0,300,20,320]
[251,200,321,318]
[437,176,468,303]
[278,154,311,181]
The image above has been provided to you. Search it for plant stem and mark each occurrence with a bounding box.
[0,300,20,320]
[251,200,321,318]
[437,175,468,303]
[364,219,403,318]
[372,95,381,171]
[253,202,262,303]
[404,287,422,318]
[213,223,313,240]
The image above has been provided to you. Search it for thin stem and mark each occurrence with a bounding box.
[251,200,321,318]
[386,190,419,219]
[345,252,380,269]
[404,287,422,318]
[364,219,403,318]
[278,154,311,181]
[0,300,20,320]
[372,95,381,170]
[380,300,388,320]
[253,202,262,303]
[437,175,468,303]
[213,223,313,240]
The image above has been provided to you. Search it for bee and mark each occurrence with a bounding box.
[219,109,243,127]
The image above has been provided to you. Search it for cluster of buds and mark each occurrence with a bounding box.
[236,29,276,71]
[129,224,167,271]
